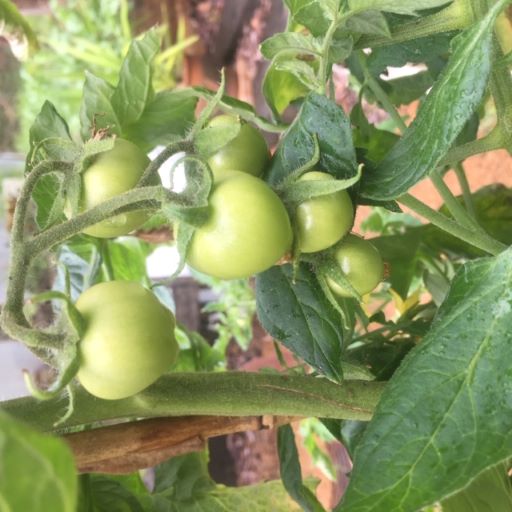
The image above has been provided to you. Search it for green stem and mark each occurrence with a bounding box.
[2,373,386,432]
[398,193,506,255]
[355,0,473,49]
[441,127,505,165]
[359,52,407,133]
[99,239,114,281]
[317,13,340,92]
[430,169,477,229]
[454,163,476,218]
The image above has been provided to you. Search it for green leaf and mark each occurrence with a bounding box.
[256,263,344,381]
[338,248,512,511]
[278,425,325,512]
[194,119,241,159]
[360,3,503,200]
[285,0,331,36]
[371,231,422,298]
[263,58,311,117]
[442,463,512,512]
[110,29,160,127]
[79,71,118,140]
[345,10,391,37]
[275,60,322,90]
[347,0,453,15]
[78,474,145,512]
[0,0,39,56]
[260,32,321,59]
[123,89,198,149]
[108,238,152,283]
[0,411,77,512]
[266,92,357,186]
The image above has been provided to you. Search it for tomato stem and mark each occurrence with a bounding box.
[3,373,386,432]
[398,193,506,255]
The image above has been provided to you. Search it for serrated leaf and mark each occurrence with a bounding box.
[360,3,502,200]
[285,0,331,36]
[266,92,357,186]
[0,411,77,512]
[256,263,344,381]
[347,0,453,15]
[123,89,198,149]
[79,72,118,140]
[108,238,152,283]
[345,10,391,37]
[194,120,241,159]
[110,29,160,127]
[339,248,512,511]
[278,425,325,512]
[260,32,321,59]
[263,58,311,117]
[275,60,322,90]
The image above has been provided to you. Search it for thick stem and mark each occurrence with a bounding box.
[2,373,386,432]
[398,193,506,255]
[355,0,473,49]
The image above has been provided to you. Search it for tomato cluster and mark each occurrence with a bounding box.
[72,118,384,399]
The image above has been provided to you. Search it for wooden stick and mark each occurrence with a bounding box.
[63,414,300,474]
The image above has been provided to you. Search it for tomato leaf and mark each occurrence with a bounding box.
[278,425,325,512]
[360,2,504,200]
[347,0,453,16]
[79,71,118,140]
[123,89,198,149]
[345,10,391,37]
[110,29,160,127]
[266,92,357,186]
[260,32,321,59]
[0,411,77,512]
[194,119,241,159]
[338,248,512,511]
[256,263,344,381]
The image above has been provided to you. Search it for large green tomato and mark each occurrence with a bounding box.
[326,234,384,298]
[76,281,178,400]
[207,115,270,177]
[78,138,153,238]
[295,171,353,253]
[186,170,292,279]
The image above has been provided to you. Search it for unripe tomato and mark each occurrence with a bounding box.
[78,138,154,238]
[76,281,178,400]
[326,234,384,298]
[186,170,292,279]
[295,171,353,253]
[207,115,270,177]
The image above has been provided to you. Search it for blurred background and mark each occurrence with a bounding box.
[1,1,511,508]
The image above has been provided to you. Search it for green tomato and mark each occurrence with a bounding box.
[186,170,292,279]
[76,281,178,400]
[295,171,353,253]
[78,138,154,238]
[326,234,384,298]
[207,115,270,177]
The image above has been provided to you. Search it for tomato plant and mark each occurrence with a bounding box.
[325,234,384,297]
[186,170,292,279]
[206,114,270,177]
[73,138,153,238]
[2,1,512,511]
[75,280,178,400]
[295,171,353,253]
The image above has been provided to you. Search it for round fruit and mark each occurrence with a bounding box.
[326,234,384,298]
[186,170,292,279]
[207,115,270,177]
[78,138,154,238]
[295,171,353,253]
[76,281,178,400]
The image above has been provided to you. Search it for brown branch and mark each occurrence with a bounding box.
[63,414,300,474]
